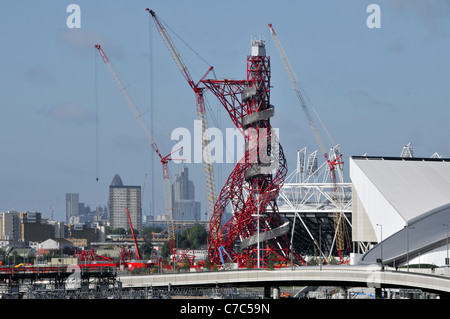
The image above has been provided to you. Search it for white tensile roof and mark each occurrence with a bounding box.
[351,156,450,223]
[350,156,450,266]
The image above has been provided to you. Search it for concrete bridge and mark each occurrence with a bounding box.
[117,265,450,298]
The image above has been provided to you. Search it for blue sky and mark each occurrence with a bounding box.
[1,1,449,222]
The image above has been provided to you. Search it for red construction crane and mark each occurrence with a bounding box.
[95,44,180,260]
[126,208,141,260]
[147,9,217,224]
[268,23,348,263]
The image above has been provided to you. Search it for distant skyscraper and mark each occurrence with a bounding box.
[0,211,20,242]
[109,174,142,232]
[171,166,201,221]
[66,193,79,224]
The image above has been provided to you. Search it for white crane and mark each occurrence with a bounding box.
[147,9,217,223]
[95,44,179,257]
[268,23,349,262]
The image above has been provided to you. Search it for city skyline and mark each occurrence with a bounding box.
[1,1,449,221]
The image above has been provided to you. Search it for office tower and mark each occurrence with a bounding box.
[65,193,79,224]
[109,174,142,232]
[171,166,201,222]
[0,211,20,242]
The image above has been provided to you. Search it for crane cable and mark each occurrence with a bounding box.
[95,49,99,182]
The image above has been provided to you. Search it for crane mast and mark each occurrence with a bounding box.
[268,24,347,262]
[95,44,177,257]
[147,9,217,223]
[126,208,141,260]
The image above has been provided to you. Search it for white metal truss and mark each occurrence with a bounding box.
[278,146,352,261]
[431,152,442,159]
[400,142,414,158]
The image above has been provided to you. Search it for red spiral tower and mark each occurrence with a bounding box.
[204,40,305,267]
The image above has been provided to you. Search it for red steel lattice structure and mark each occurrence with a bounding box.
[203,40,305,267]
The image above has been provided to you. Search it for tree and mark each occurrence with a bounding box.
[160,224,208,259]
[107,227,126,235]
[161,242,171,259]
[142,227,163,241]
[186,224,207,249]
[140,242,154,259]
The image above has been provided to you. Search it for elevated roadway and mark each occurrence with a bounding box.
[118,265,450,298]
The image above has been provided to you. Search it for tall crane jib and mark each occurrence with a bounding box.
[268,24,349,263]
[147,9,217,224]
[95,44,177,259]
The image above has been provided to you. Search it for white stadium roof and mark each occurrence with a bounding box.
[351,156,450,223]
[350,156,450,266]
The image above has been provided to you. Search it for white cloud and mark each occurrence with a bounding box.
[110,134,147,153]
[39,103,96,125]
[26,66,55,83]
[387,0,450,39]
[56,28,125,58]
[347,89,397,111]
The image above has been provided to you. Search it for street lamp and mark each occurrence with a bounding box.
[443,224,449,268]
[404,224,415,272]
[376,224,383,268]
[257,193,260,269]
[319,224,322,271]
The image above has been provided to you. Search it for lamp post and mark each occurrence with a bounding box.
[257,193,260,269]
[443,224,449,268]
[319,224,322,271]
[376,224,383,268]
[404,224,415,272]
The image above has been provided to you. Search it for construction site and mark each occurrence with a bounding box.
[2,5,449,301]
[103,9,353,270]
[0,8,353,297]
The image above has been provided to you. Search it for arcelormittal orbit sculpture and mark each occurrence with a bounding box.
[203,40,305,268]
